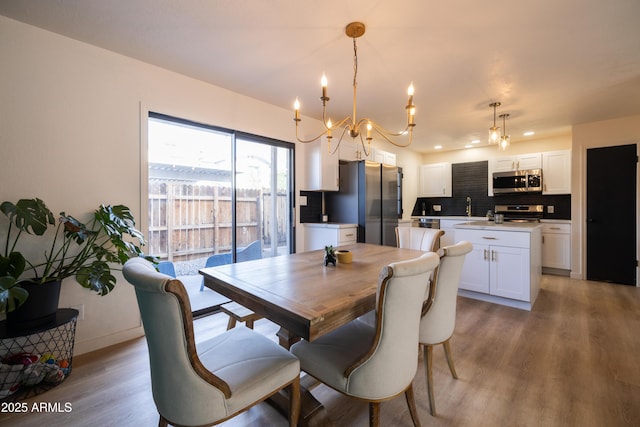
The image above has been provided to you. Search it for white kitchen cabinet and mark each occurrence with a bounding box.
[542,150,571,194]
[492,153,541,172]
[542,222,571,271]
[419,162,452,197]
[455,226,541,310]
[304,223,357,251]
[459,242,531,300]
[490,245,531,301]
[339,140,372,162]
[372,148,396,165]
[459,243,490,293]
[305,137,339,191]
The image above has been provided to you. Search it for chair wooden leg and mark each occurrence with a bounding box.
[226,316,236,330]
[405,383,422,427]
[288,376,301,427]
[158,415,169,427]
[369,402,380,427]
[443,339,458,379]
[423,344,436,416]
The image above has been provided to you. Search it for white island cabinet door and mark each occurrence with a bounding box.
[459,243,490,293]
[490,246,530,301]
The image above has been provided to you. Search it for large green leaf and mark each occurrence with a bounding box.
[75,261,117,296]
[0,252,26,278]
[0,198,55,235]
[0,276,29,313]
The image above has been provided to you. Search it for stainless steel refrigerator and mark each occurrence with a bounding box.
[325,160,400,246]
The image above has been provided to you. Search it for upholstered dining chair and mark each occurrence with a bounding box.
[419,240,472,416]
[122,257,300,427]
[395,226,445,252]
[291,252,440,427]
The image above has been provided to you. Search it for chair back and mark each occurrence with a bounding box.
[123,257,228,424]
[237,240,262,262]
[156,260,176,277]
[346,252,440,397]
[419,241,473,344]
[396,226,444,252]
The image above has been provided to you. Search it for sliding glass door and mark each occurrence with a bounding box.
[147,113,294,313]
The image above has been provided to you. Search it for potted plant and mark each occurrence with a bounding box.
[324,245,336,267]
[0,198,154,326]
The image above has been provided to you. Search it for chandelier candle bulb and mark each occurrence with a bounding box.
[321,73,328,100]
[294,98,300,121]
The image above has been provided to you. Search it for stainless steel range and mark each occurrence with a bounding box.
[494,204,544,223]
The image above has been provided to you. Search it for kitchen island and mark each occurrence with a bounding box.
[454,220,542,311]
[304,223,358,251]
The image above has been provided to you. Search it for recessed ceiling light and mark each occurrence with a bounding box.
[471,139,481,144]
[465,144,473,149]
[434,145,442,150]
[523,131,535,136]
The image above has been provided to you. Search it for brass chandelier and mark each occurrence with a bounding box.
[293,22,416,155]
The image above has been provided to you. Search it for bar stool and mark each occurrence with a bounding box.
[220,301,262,330]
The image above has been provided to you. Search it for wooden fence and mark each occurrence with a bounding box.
[148,180,287,263]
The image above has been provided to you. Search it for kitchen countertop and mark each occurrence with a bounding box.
[454,220,542,232]
[412,216,571,223]
[303,223,357,229]
[411,215,486,221]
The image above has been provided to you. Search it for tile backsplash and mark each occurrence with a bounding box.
[299,190,324,223]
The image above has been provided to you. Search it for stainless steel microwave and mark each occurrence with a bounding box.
[492,169,542,194]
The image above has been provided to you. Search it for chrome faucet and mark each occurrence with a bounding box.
[466,196,472,217]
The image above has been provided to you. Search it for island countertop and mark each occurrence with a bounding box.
[454,220,542,232]
[304,223,358,229]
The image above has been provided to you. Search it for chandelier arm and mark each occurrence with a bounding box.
[295,129,332,144]
[372,126,414,147]
[295,118,354,144]
[358,132,371,157]
[331,116,354,130]
[365,119,413,137]
[329,126,351,155]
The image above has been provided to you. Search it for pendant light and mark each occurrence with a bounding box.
[488,102,501,144]
[498,113,510,151]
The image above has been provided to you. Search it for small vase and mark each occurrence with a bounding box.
[6,280,62,331]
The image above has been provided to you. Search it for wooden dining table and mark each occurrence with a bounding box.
[200,242,426,348]
[200,242,427,425]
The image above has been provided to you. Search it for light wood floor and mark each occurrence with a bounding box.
[1,274,639,427]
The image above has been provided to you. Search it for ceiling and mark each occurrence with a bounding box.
[2,0,640,154]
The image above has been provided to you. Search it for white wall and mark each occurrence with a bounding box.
[0,16,318,354]
[571,114,640,282]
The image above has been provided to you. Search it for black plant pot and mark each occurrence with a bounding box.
[6,280,62,331]
[324,253,336,267]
